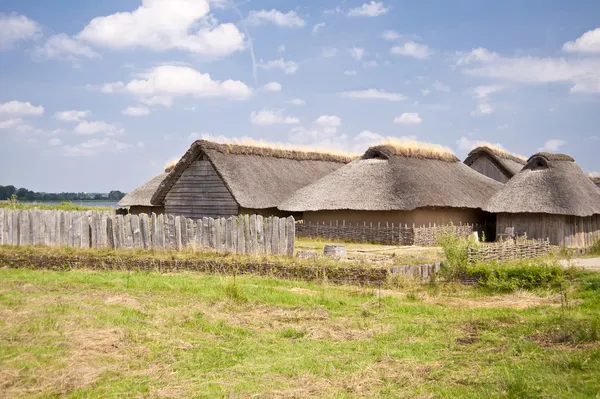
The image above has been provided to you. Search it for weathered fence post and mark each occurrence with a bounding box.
[244,215,252,255]
[278,217,287,256]
[256,215,265,255]
[271,217,280,255]
[249,215,258,255]
[19,211,30,246]
[236,216,245,255]
[124,214,133,249]
[264,217,272,255]
[131,215,141,249]
[195,218,203,250]
[286,216,295,257]
[139,214,150,250]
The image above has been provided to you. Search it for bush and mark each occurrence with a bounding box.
[437,230,473,279]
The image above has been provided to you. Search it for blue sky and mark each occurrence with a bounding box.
[0,0,599,192]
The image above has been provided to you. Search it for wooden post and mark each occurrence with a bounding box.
[271,217,280,255]
[279,217,287,255]
[19,211,30,246]
[98,213,108,248]
[249,215,258,255]
[132,215,141,249]
[187,218,196,250]
[207,218,216,250]
[115,215,123,249]
[256,215,265,255]
[196,219,203,250]
[0,208,4,245]
[80,213,90,248]
[225,217,233,253]
[71,212,81,248]
[286,216,295,257]
[202,217,210,249]
[244,215,252,255]
[264,217,272,255]
[179,216,187,249]
[155,214,165,251]
[237,216,245,255]
[106,216,115,249]
[124,214,133,249]
[215,218,222,252]
[140,214,150,250]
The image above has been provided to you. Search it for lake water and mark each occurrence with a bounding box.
[21,201,119,208]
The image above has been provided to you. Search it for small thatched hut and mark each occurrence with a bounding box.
[150,140,351,219]
[464,145,526,183]
[279,141,503,226]
[118,171,168,215]
[484,153,600,247]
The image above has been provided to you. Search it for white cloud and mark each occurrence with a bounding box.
[356,130,384,142]
[34,34,100,61]
[363,60,378,68]
[257,58,299,74]
[100,81,125,93]
[249,109,299,125]
[382,30,400,41]
[421,89,431,96]
[390,41,431,59]
[0,101,44,116]
[247,9,305,28]
[344,70,357,76]
[287,98,305,105]
[347,2,390,17]
[473,84,505,99]
[77,0,244,57]
[312,22,326,34]
[103,65,252,104]
[563,28,600,53]
[54,110,90,122]
[277,44,286,53]
[315,115,341,127]
[321,48,338,58]
[48,138,62,146]
[74,121,124,135]
[457,47,600,93]
[538,139,567,152]
[340,89,406,101]
[263,82,282,92]
[63,138,132,157]
[0,118,23,129]
[456,137,505,153]
[0,13,40,50]
[351,47,365,61]
[393,112,422,125]
[433,80,450,92]
[471,103,494,116]
[122,106,150,116]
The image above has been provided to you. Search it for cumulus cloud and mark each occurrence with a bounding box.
[263,81,282,92]
[48,138,62,146]
[321,48,338,58]
[433,80,450,92]
[471,103,494,116]
[393,112,422,125]
[456,137,505,153]
[344,70,357,76]
[340,89,406,101]
[315,115,341,127]
[563,27,600,53]
[351,47,365,61]
[312,23,326,34]
[0,100,44,116]
[101,65,252,105]
[347,2,390,17]
[0,118,24,129]
[54,110,90,122]
[122,106,150,116]
[382,30,400,41]
[63,138,133,157]
[247,9,305,28]
[249,109,299,125]
[74,121,124,135]
[76,0,244,57]
[473,84,505,99]
[390,41,431,59]
[0,13,40,50]
[257,58,299,74]
[538,139,567,152]
[287,98,305,105]
[34,34,100,61]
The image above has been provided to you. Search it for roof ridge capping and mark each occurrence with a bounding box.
[527,152,575,163]
[194,139,354,163]
[363,138,459,162]
[468,143,527,164]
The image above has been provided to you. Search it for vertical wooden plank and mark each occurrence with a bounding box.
[180,216,188,249]
[225,217,233,253]
[168,214,177,251]
[0,208,4,245]
[201,217,209,248]
[174,216,182,251]
[131,215,141,249]
[237,216,245,255]
[81,213,90,248]
[244,215,252,255]
[115,215,123,249]
[271,217,280,255]
[106,215,115,249]
[214,218,222,252]
[88,213,98,248]
[207,218,216,249]
[6,210,13,246]
[249,215,258,255]
[66,212,74,247]
[256,215,264,255]
[155,214,165,251]
[139,213,150,250]
[286,216,295,257]
[98,213,108,248]
[264,217,272,255]
[187,219,196,250]
[59,212,69,247]
[30,211,39,246]
[196,219,203,250]
[71,212,81,248]
[279,217,287,256]
[123,214,132,249]
[19,211,30,246]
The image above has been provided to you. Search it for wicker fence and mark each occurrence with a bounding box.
[296,220,479,246]
[467,237,551,264]
[0,209,294,256]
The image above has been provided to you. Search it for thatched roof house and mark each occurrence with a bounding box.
[279,141,503,226]
[118,172,168,215]
[151,140,351,219]
[484,153,600,247]
[464,145,526,183]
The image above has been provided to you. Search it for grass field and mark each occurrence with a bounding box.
[1,268,599,398]
[0,201,114,212]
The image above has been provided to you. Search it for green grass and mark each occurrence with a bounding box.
[1,267,599,398]
[0,201,114,211]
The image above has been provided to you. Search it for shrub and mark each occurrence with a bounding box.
[437,229,473,279]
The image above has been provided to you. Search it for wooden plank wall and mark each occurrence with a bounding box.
[165,156,239,219]
[496,213,600,248]
[468,155,510,183]
[0,209,295,257]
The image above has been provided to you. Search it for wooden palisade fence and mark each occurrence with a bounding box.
[0,209,295,256]
[467,237,550,264]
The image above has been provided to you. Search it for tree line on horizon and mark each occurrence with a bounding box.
[0,185,126,202]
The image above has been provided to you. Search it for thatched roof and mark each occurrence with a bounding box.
[484,153,600,217]
[279,143,504,212]
[118,172,168,207]
[151,140,351,209]
[464,145,526,178]
[591,176,600,188]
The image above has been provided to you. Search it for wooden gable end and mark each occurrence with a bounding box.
[468,155,510,183]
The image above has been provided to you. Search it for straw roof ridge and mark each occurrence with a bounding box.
[468,145,527,164]
[151,140,350,208]
[118,172,168,207]
[364,141,459,162]
[484,154,600,217]
[194,140,354,163]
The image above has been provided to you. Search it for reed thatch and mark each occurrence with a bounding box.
[279,143,503,212]
[484,153,600,217]
[118,173,168,207]
[464,145,526,178]
[591,176,600,188]
[151,140,350,209]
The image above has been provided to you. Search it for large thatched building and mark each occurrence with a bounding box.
[150,140,351,219]
[118,172,168,215]
[464,145,526,183]
[484,153,600,247]
[279,142,503,226]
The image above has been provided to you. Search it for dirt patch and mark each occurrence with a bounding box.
[429,291,566,310]
[104,294,142,310]
[287,287,319,296]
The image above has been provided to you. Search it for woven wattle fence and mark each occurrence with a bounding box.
[467,237,550,264]
[0,209,295,256]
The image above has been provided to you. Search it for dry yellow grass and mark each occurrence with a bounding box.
[368,138,459,162]
[470,142,527,162]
